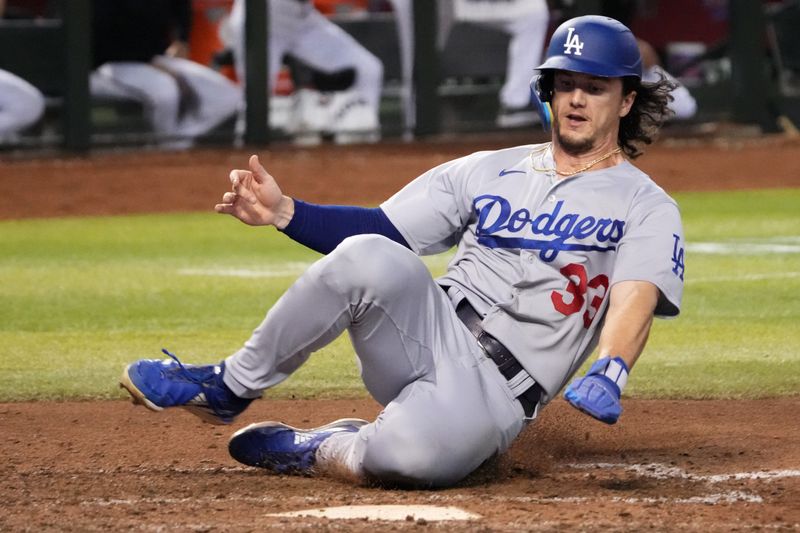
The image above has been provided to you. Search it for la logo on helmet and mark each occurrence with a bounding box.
[563,27,584,56]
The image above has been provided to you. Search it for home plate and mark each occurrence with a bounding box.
[267,504,480,522]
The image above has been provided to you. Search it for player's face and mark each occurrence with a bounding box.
[551,71,636,156]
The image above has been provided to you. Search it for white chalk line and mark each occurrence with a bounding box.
[686,271,800,284]
[77,491,762,509]
[704,470,800,483]
[176,266,800,286]
[74,463,799,510]
[540,491,762,504]
[567,462,800,483]
[24,465,251,476]
[82,495,278,507]
[176,238,800,281]
[429,491,762,505]
[176,255,453,280]
[174,235,800,282]
[689,242,800,255]
[563,462,800,504]
[178,264,312,278]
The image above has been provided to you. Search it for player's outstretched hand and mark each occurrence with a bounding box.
[215,155,293,228]
[563,356,629,424]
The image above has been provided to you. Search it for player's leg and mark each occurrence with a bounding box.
[223,234,440,398]
[289,8,383,142]
[227,0,299,89]
[225,235,528,486]
[324,245,527,486]
[496,2,549,127]
[643,65,697,120]
[223,0,246,83]
[225,0,297,140]
[122,234,437,424]
[317,351,527,487]
[292,9,383,109]
[152,56,242,138]
[0,69,45,137]
[89,62,181,141]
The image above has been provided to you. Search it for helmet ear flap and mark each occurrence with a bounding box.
[529,73,553,132]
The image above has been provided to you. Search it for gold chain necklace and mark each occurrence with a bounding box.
[531,144,623,177]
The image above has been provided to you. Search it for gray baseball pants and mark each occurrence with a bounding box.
[223,234,527,486]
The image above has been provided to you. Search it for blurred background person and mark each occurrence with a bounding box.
[221,0,384,145]
[0,0,45,141]
[638,38,697,120]
[0,68,45,141]
[443,0,550,128]
[90,0,241,149]
[599,0,697,120]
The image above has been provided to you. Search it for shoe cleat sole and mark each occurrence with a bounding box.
[181,404,234,425]
[119,365,164,413]
[231,417,368,439]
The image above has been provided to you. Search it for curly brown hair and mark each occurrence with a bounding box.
[619,73,677,159]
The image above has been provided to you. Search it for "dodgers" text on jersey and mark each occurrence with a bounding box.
[473,195,625,262]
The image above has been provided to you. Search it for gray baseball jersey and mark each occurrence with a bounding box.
[381,142,685,401]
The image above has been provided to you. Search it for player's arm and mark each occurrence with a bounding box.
[215,155,409,254]
[563,280,659,424]
[596,280,659,369]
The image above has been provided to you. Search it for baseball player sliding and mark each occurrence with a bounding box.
[121,15,685,488]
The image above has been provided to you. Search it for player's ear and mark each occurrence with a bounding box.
[619,77,637,118]
[619,89,636,118]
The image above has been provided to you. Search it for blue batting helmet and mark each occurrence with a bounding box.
[530,16,642,130]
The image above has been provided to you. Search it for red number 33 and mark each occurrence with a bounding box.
[550,263,609,328]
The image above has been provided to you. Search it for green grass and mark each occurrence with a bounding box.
[1,189,799,401]
[628,189,800,397]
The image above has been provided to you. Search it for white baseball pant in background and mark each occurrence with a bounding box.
[451,0,550,109]
[0,68,45,137]
[90,56,241,146]
[225,0,383,137]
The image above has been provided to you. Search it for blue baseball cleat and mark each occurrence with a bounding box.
[120,348,253,425]
[228,418,367,474]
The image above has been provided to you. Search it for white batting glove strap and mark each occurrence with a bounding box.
[603,357,629,392]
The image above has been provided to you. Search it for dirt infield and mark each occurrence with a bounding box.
[1,132,799,220]
[1,132,799,530]
[2,399,799,530]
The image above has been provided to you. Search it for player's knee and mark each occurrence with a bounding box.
[146,73,181,110]
[218,85,242,116]
[17,91,45,129]
[361,429,465,488]
[363,54,383,83]
[349,50,382,91]
[325,235,424,296]
[30,92,45,123]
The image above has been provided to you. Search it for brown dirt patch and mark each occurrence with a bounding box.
[2,398,799,531]
[1,132,799,220]
[1,132,799,530]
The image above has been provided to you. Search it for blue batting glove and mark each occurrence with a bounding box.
[564,357,629,425]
